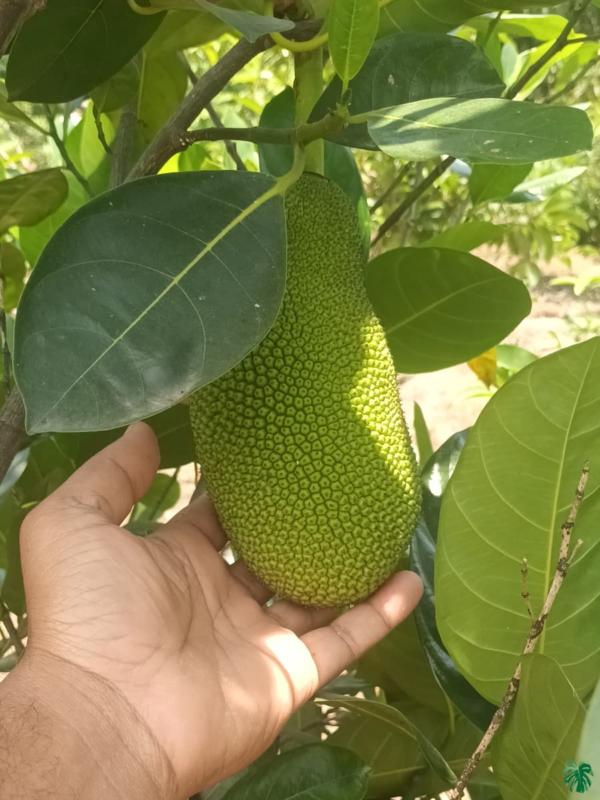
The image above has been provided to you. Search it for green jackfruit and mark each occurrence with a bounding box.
[189,173,420,607]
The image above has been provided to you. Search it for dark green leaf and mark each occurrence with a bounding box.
[437,338,600,704]
[202,741,280,800]
[410,431,497,733]
[14,435,76,503]
[0,242,27,311]
[368,98,593,163]
[413,402,433,466]
[313,33,504,150]
[365,247,531,373]
[493,655,586,800]
[91,60,141,114]
[259,88,370,253]
[321,693,457,784]
[221,744,370,800]
[419,221,506,251]
[146,9,227,55]
[329,0,379,86]
[0,494,26,615]
[0,169,68,236]
[195,0,294,42]
[20,172,89,267]
[137,51,188,143]
[14,172,286,433]
[6,0,164,102]
[469,163,533,205]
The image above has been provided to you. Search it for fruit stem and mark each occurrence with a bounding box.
[294,48,324,175]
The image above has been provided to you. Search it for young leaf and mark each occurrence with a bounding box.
[365,247,531,373]
[469,163,533,205]
[493,655,586,800]
[313,33,504,151]
[418,221,506,251]
[14,172,286,433]
[410,431,497,733]
[329,0,379,89]
[368,98,593,163]
[221,744,370,800]
[137,51,188,143]
[5,0,164,103]
[436,337,600,704]
[0,169,68,236]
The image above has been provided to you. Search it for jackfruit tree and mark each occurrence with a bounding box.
[1,0,600,797]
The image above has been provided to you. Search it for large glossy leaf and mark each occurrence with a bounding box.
[313,33,504,150]
[410,431,497,732]
[378,1,563,37]
[419,221,506,252]
[20,173,88,267]
[221,744,370,800]
[493,655,586,800]
[258,88,370,253]
[329,0,379,87]
[0,169,68,236]
[365,247,531,373]
[469,163,533,205]
[14,172,286,434]
[368,98,593,163]
[5,0,164,102]
[138,51,188,144]
[437,338,600,704]
[321,693,456,784]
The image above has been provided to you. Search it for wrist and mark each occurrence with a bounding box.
[0,649,180,800]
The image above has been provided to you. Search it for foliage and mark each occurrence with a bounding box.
[1,1,600,799]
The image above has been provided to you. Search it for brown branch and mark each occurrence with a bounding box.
[447,461,589,800]
[127,20,320,181]
[0,0,45,57]
[520,558,534,620]
[505,0,593,100]
[0,390,26,487]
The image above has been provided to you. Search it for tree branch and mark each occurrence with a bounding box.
[110,98,139,188]
[369,163,411,215]
[0,390,25,487]
[0,0,45,57]
[447,461,589,800]
[44,106,94,197]
[127,20,320,181]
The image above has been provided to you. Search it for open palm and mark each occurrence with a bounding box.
[20,423,422,797]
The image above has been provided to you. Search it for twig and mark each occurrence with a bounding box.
[127,20,320,181]
[369,163,411,215]
[505,0,593,100]
[0,252,10,399]
[0,0,45,57]
[110,98,139,188]
[1,603,23,657]
[43,106,94,197]
[93,106,113,158]
[0,390,26,488]
[546,55,600,103]
[371,156,454,246]
[520,558,533,620]
[481,11,503,50]
[206,102,247,171]
[447,461,589,800]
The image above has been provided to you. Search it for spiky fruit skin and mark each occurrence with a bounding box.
[189,174,420,607]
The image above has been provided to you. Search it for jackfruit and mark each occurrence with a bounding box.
[189,173,420,607]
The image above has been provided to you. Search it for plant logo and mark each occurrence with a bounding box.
[564,761,594,793]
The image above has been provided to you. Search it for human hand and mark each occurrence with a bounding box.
[5,423,423,799]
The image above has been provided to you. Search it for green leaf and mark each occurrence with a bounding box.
[0,82,41,130]
[419,221,506,252]
[467,13,571,42]
[20,172,89,267]
[146,9,228,54]
[0,449,29,501]
[65,106,115,195]
[578,679,600,773]
[493,655,586,800]
[65,404,195,470]
[495,343,538,387]
[511,167,588,201]
[313,32,504,151]
[221,744,370,800]
[91,60,141,114]
[410,431,497,733]
[259,88,370,253]
[0,169,68,236]
[195,0,294,42]
[413,402,433,466]
[0,494,26,615]
[469,163,533,205]
[329,0,379,87]
[321,693,457,785]
[0,242,27,312]
[14,172,286,434]
[367,98,593,163]
[436,338,600,704]
[138,51,188,144]
[132,472,180,522]
[5,0,164,103]
[365,247,531,373]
